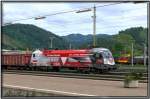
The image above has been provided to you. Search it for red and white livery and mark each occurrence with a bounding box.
[30,48,116,72]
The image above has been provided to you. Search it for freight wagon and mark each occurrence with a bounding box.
[2,54,31,68]
[114,55,148,65]
[2,51,32,70]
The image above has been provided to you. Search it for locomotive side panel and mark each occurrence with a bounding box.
[64,56,91,69]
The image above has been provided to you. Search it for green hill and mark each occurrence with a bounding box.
[2,24,147,56]
[62,27,148,56]
[2,24,69,50]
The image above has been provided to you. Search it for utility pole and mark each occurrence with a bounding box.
[144,43,147,66]
[49,37,55,49]
[131,43,134,67]
[76,6,96,47]
[69,43,72,49]
[93,5,96,47]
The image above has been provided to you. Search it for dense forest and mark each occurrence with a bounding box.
[2,24,148,56]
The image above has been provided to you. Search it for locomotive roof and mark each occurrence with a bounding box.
[42,48,110,54]
[43,49,90,54]
[42,49,91,57]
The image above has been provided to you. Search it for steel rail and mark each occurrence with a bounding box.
[3,70,148,83]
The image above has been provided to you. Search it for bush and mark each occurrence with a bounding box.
[124,71,143,82]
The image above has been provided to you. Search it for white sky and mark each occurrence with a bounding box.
[3,2,147,36]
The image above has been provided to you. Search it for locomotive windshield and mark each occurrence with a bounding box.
[90,53,103,64]
[102,50,112,59]
[89,48,114,65]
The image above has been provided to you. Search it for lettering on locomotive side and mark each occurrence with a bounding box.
[49,57,60,62]
[69,54,92,56]
[46,54,60,57]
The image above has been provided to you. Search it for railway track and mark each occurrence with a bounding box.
[3,70,148,83]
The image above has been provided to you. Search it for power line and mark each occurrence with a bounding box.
[3,2,147,36]
[4,5,146,26]
[4,3,122,24]
[96,2,122,8]
[26,14,146,33]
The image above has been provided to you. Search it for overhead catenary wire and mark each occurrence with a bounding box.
[4,4,147,27]
[44,13,147,34]
[56,14,147,26]
[3,2,147,37]
[4,2,123,24]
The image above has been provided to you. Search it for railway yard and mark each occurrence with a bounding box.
[1,49,148,97]
[2,1,149,98]
[2,65,148,97]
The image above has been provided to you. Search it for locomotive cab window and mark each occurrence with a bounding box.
[33,54,35,57]
[93,53,103,59]
[103,51,111,58]
[99,53,103,59]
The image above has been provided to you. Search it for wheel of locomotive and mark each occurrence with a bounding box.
[52,67,60,72]
[83,68,90,74]
[38,66,42,71]
[89,67,93,73]
[27,66,31,71]
[42,66,46,71]
[31,66,35,71]
[79,69,88,74]
[30,66,34,71]
[43,66,48,72]
[33,66,37,71]
[77,69,83,73]
[23,65,28,70]
[46,66,51,72]
[112,66,117,70]
[3,65,7,70]
[105,69,109,73]
[107,68,111,72]
[77,68,88,74]
[84,70,90,74]
[39,66,44,71]
[93,68,99,74]
[46,66,49,72]
[98,69,103,73]
[28,64,32,71]
[29,66,32,71]
[35,66,39,71]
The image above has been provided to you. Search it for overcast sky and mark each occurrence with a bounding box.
[3,2,147,36]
